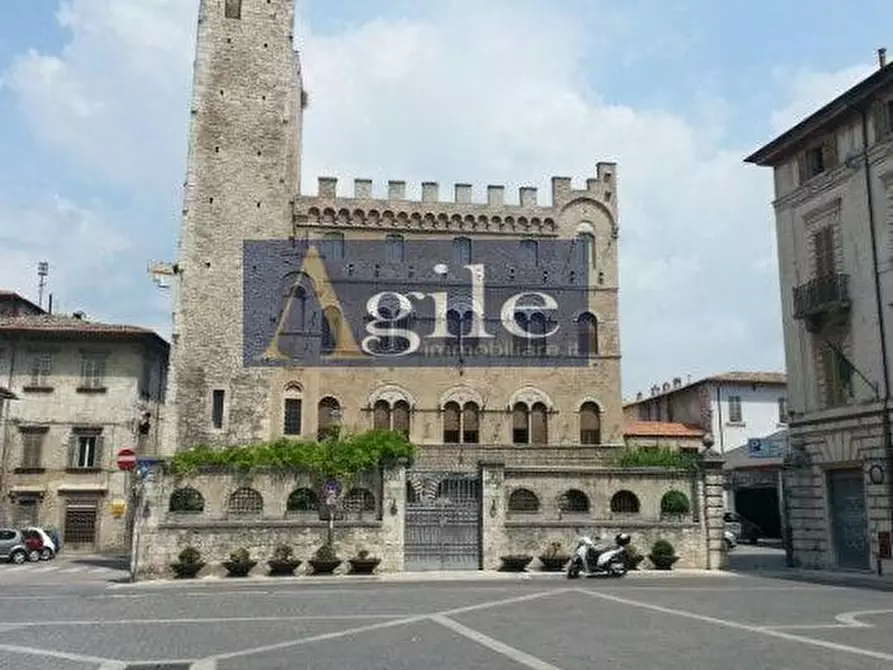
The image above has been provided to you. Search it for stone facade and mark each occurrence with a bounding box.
[746,56,893,572]
[132,457,726,579]
[0,310,169,552]
[163,0,622,457]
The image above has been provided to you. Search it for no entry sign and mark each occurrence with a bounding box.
[116,447,137,471]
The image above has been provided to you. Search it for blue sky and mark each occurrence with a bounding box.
[0,0,890,398]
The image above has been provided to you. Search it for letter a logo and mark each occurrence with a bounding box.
[264,245,365,361]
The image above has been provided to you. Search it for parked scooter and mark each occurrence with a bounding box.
[566,533,631,579]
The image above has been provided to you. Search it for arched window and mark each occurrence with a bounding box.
[393,400,411,437]
[531,402,548,444]
[577,312,598,356]
[610,490,640,514]
[283,384,302,436]
[443,401,479,443]
[286,487,319,513]
[321,306,342,354]
[317,397,341,439]
[576,231,595,268]
[385,234,404,263]
[512,402,529,444]
[228,487,263,516]
[373,399,390,431]
[321,232,344,260]
[520,239,538,265]
[508,488,539,513]
[453,237,472,266]
[169,487,204,514]
[345,487,376,516]
[579,401,601,444]
[446,309,462,343]
[660,490,692,517]
[559,489,589,513]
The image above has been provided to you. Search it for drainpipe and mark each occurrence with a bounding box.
[855,103,893,574]
[715,384,724,453]
[0,340,17,525]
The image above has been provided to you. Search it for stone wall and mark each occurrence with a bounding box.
[132,457,726,579]
[132,464,405,579]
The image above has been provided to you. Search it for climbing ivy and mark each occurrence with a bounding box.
[167,429,415,480]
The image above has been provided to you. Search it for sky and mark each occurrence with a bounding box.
[0,0,890,400]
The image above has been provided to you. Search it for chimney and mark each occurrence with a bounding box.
[48,293,53,314]
[880,48,888,69]
[636,391,643,401]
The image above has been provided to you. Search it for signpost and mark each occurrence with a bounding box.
[324,480,340,546]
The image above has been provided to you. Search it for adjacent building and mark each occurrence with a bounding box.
[623,371,789,454]
[745,51,893,571]
[0,293,169,551]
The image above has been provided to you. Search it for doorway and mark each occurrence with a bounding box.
[827,468,869,570]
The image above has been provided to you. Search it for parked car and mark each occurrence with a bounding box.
[723,529,738,551]
[0,528,29,564]
[723,511,762,544]
[22,527,55,560]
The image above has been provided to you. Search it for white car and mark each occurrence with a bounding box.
[723,529,738,551]
[23,527,56,560]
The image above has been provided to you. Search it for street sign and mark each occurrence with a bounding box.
[747,438,779,458]
[116,447,137,471]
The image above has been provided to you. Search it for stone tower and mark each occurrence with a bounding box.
[164,0,303,452]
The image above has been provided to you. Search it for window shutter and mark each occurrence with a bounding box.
[872,100,891,139]
[68,434,78,467]
[94,435,105,468]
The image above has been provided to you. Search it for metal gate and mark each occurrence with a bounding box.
[64,500,98,551]
[404,471,481,571]
[827,468,869,570]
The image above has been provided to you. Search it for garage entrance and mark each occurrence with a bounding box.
[734,486,781,538]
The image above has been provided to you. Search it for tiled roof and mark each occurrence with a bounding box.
[623,370,786,406]
[624,421,705,438]
[0,314,169,348]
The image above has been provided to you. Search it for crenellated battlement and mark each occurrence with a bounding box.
[294,163,617,235]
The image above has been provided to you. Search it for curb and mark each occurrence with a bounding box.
[109,568,737,589]
[736,568,893,591]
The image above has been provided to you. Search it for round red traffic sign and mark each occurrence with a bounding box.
[116,447,137,471]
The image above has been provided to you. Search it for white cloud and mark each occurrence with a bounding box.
[2,0,874,398]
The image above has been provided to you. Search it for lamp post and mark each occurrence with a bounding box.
[324,407,343,546]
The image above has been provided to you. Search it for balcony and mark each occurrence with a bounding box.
[792,273,850,329]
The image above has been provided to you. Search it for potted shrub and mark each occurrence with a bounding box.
[499,554,533,572]
[170,546,204,579]
[538,541,570,571]
[222,547,257,577]
[267,544,302,576]
[308,542,341,575]
[348,549,381,575]
[649,539,679,570]
[624,544,646,571]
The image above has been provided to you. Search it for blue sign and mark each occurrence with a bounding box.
[747,438,779,458]
[324,479,341,496]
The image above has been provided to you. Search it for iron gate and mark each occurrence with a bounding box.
[404,471,481,571]
[827,468,869,570]
[64,501,98,550]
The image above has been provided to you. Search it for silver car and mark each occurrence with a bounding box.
[0,528,29,564]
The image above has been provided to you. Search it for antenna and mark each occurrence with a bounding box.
[37,261,49,309]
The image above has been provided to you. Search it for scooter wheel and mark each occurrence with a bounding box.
[566,560,581,579]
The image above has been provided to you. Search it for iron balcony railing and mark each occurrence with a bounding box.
[792,273,850,320]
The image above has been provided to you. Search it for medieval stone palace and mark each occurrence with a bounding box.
[134,0,724,578]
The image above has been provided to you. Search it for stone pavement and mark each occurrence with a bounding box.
[0,553,130,586]
[2,571,893,668]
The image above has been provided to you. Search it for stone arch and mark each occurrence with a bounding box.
[610,490,640,514]
[560,197,616,224]
[576,312,599,356]
[558,489,590,513]
[317,396,342,439]
[286,487,319,513]
[508,386,553,411]
[283,382,303,436]
[507,488,540,513]
[440,385,484,409]
[368,383,415,408]
[661,489,692,517]
[168,487,204,514]
[578,400,602,445]
[227,487,263,516]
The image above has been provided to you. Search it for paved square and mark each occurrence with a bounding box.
[1,573,893,668]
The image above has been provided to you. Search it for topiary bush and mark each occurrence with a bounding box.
[660,489,691,516]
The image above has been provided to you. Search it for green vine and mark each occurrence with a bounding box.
[614,447,702,471]
[167,429,415,481]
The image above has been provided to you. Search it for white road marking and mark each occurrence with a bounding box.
[0,641,117,665]
[190,660,217,669]
[98,662,128,670]
[193,588,568,664]
[578,588,893,662]
[3,614,412,628]
[835,609,893,628]
[431,614,564,670]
